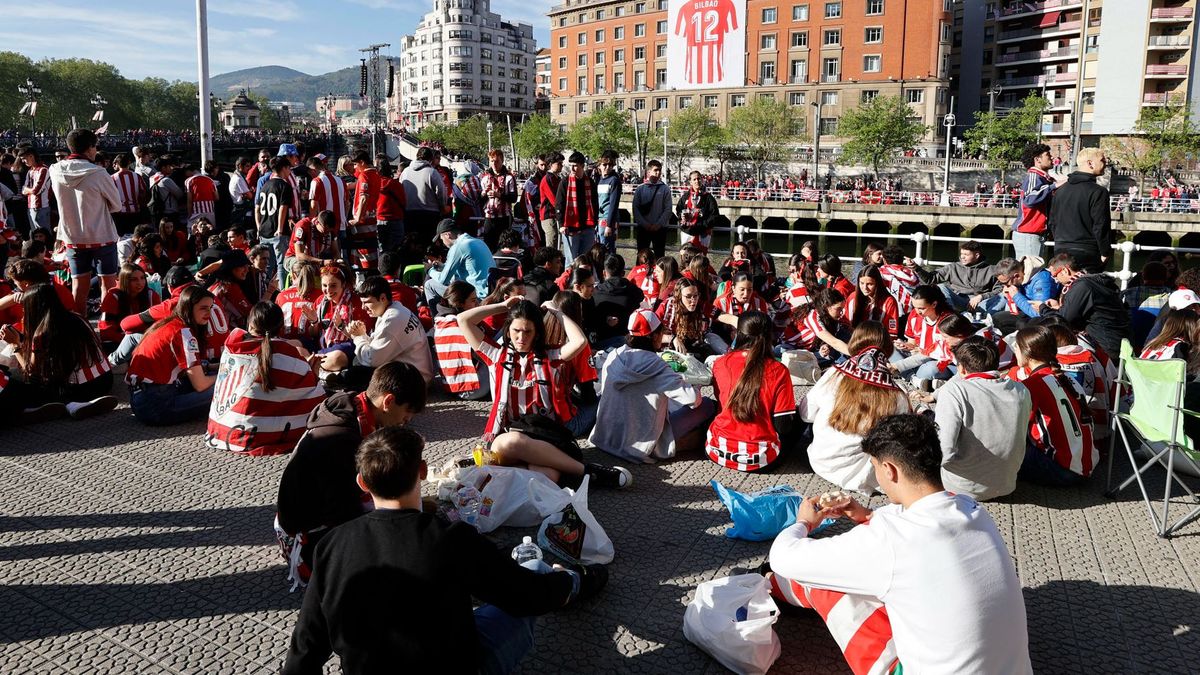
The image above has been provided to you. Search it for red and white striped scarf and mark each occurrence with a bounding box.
[484,345,556,441]
[563,173,596,231]
[433,315,481,393]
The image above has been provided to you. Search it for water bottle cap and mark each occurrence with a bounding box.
[522,536,532,544]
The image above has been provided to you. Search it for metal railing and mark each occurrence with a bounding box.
[998,21,1081,42]
[995,0,1081,19]
[997,46,1079,64]
[1151,7,1194,19]
[1148,35,1191,46]
[1147,64,1189,75]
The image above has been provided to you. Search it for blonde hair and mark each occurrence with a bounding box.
[1076,147,1104,170]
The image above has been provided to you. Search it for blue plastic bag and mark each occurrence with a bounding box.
[711,480,833,541]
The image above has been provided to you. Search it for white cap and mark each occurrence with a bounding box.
[1168,289,1200,311]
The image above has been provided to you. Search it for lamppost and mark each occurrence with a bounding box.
[661,118,669,175]
[940,97,957,207]
[17,77,41,137]
[810,100,821,185]
[90,94,107,123]
[486,121,494,152]
[987,83,1003,115]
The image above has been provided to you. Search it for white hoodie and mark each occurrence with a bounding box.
[49,157,121,247]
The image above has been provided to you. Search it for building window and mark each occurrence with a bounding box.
[577,76,586,91]
[940,22,951,43]
[558,57,567,69]
[655,96,668,109]
[789,92,806,105]
[704,95,718,108]
[820,90,838,105]
[793,4,809,20]
[635,46,646,60]
[730,94,747,107]
[819,117,838,134]
[615,26,625,39]
[558,36,566,49]
[865,27,882,43]
[577,54,587,66]
[761,34,777,49]
[790,59,808,81]
[596,51,605,64]
[656,68,667,85]
[615,48,625,61]
[863,55,881,72]
[615,99,625,110]
[615,6,625,16]
[657,44,667,57]
[634,98,647,110]
[679,96,693,108]
[825,1,841,18]
[596,8,605,19]
[861,89,879,102]
[634,70,647,88]
[481,48,492,59]
[577,32,586,45]
[823,29,841,46]
[866,0,884,15]
[596,29,605,42]
[657,20,667,34]
[557,77,566,90]
[760,61,776,82]
[578,102,588,114]
[559,17,566,27]
[791,31,809,47]
[906,89,924,103]
[635,23,646,37]
[658,0,667,9]
[763,7,778,23]
[558,103,567,114]
[822,57,839,81]
[615,72,626,89]
[595,74,605,91]
[595,100,605,110]
[635,1,645,12]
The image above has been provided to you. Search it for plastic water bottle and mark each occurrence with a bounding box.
[511,536,543,565]
[456,486,481,527]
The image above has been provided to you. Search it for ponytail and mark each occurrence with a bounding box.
[258,333,275,392]
[246,302,285,393]
[729,312,774,423]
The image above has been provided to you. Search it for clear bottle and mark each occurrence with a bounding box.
[511,536,543,565]
[456,486,481,527]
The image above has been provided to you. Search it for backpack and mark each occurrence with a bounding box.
[147,178,168,222]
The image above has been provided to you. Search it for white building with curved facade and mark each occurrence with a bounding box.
[397,0,538,126]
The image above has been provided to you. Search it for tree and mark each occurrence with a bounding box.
[566,106,635,159]
[1103,99,1200,193]
[515,114,566,161]
[728,97,801,179]
[418,121,455,147]
[963,92,1050,182]
[655,108,729,178]
[837,95,928,177]
[446,114,491,160]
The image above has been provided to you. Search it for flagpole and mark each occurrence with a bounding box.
[196,0,213,166]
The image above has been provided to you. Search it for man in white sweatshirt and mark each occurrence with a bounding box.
[343,276,434,385]
[49,128,122,314]
[768,414,1031,675]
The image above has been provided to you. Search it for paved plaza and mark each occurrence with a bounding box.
[2,386,1199,674]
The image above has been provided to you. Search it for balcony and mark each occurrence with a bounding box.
[997,20,1081,43]
[1041,122,1070,133]
[1151,7,1194,20]
[996,45,1079,65]
[1146,64,1188,77]
[1142,92,1184,105]
[999,71,1078,88]
[1148,35,1192,47]
[994,0,1083,22]
[820,73,841,83]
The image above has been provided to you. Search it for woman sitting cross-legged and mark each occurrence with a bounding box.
[126,285,219,425]
[205,302,327,456]
[457,296,632,488]
[97,263,161,348]
[657,277,731,358]
[590,308,717,463]
[801,321,912,492]
[780,287,852,366]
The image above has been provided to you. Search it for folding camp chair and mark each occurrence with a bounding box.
[1105,340,1200,537]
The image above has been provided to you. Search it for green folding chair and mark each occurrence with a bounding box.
[1105,339,1200,537]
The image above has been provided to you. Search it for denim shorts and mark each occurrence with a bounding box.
[66,243,120,278]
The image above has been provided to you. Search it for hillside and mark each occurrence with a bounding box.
[210,66,310,93]
[210,61,399,109]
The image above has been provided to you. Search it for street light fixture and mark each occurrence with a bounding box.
[17,77,42,137]
[810,100,822,186]
[940,97,957,207]
[90,94,108,122]
[486,121,494,152]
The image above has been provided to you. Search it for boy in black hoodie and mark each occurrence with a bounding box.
[591,254,645,349]
[274,362,427,590]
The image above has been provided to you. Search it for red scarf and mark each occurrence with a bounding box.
[563,173,596,232]
[684,189,702,227]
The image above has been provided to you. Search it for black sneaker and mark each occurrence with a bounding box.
[567,563,610,604]
[69,395,119,420]
[585,463,632,489]
[21,402,68,425]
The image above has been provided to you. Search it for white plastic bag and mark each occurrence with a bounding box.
[781,349,822,385]
[682,574,782,675]
[662,349,713,387]
[536,475,614,564]
[454,466,564,533]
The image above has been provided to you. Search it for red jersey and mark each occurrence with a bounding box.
[1141,338,1187,361]
[126,318,205,385]
[707,350,795,471]
[627,264,660,304]
[879,264,919,312]
[317,292,371,347]
[185,174,219,216]
[289,217,335,260]
[275,287,322,341]
[112,169,145,214]
[674,0,739,84]
[310,171,349,233]
[209,280,254,328]
[781,308,828,351]
[377,177,407,222]
[475,339,571,440]
[98,288,161,343]
[352,167,382,229]
[24,165,50,208]
[1018,364,1096,477]
[845,293,900,338]
[904,311,954,356]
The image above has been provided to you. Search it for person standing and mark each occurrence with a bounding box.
[555,152,599,266]
[348,151,382,274]
[148,155,184,226]
[228,156,255,230]
[185,161,220,221]
[538,152,564,250]
[675,170,719,250]
[1011,143,1065,260]
[478,148,517,250]
[1049,147,1111,273]
[308,154,348,244]
[595,149,623,255]
[19,147,51,234]
[255,157,294,289]
[400,146,446,242]
[631,159,672,259]
[110,152,147,237]
[522,154,547,245]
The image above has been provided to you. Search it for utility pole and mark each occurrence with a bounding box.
[940,96,956,206]
[360,43,391,158]
[1069,0,1092,167]
[196,0,213,165]
[810,101,821,184]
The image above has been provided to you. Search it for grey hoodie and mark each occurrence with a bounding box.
[49,157,121,247]
[589,346,698,463]
[400,159,446,213]
[937,374,1032,501]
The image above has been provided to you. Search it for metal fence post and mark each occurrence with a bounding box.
[911,230,926,264]
[1118,240,1136,291]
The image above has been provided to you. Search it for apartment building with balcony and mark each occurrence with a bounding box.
[954,0,1198,154]
[396,0,538,125]
[547,0,956,151]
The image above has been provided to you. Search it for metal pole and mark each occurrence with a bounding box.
[1069,0,1091,166]
[630,109,642,168]
[506,114,515,167]
[195,0,213,165]
[662,120,668,172]
[812,102,821,183]
[940,96,956,207]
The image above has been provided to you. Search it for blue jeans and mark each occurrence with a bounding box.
[1011,232,1043,260]
[979,295,1007,314]
[563,229,595,266]
[1018,441,1082,486]
[260,235,290,289]
[129,380,214,426]
[29,206,50,233]
[937,283,972,312]
[596,221,618,255]
[565,398,599,438]
[474,559,566,675]
[108,333,144,366]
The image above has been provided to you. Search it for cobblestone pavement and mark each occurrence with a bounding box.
[2,386,1199,674]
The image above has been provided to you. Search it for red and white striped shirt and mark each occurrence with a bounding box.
[904,311,954,356]
[880,264,919,312]
[714,292,771,319]
[185,174,219,216]
[475,339,569,440]
[782,308,827,351]
[783,283,811,309]
[433,315,481,393]
[310,171,348,233]
[1141,338,1186,361]
[1058,344,1111,432]
[111,169,145,214]
[627,264,660,305]
[24,165,50,208]
[205,328,326,456]
[845,293,900,337]
[1019,364,1096,477]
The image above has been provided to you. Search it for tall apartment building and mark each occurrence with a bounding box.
[536,47,553,113]
[547,0,956,149]
[954,0,1198,154]
[396,0,538,125]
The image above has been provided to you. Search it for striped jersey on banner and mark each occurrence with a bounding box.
[433,315,481,393]
[205,329,326,456]
[675,0,739,84]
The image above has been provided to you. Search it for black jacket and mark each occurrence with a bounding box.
[1042,273,1129,361]
[591,276,645,344]
[283,509,573,675]
[674,189,720,235]
[276,392,369,537]
[523,265,560,305]
[1049,172,1111,257]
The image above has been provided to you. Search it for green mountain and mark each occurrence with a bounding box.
[210,62,399,110]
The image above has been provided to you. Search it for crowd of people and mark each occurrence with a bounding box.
[3,127,1197,674]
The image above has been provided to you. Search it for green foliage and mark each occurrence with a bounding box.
[246,93,284,132]
[837,95,928,176]
[658,107,728,177]
[449,115,493,160]
[728,97,801,178]
[566,106,635,159]
[1104,98,1200,191]
[418,121,455,148]
[964,92,1050,179]
[515,114,566,161]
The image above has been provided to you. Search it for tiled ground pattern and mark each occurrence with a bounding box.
[2,385,1199,674]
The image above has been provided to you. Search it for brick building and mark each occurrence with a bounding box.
[547,0,956,150]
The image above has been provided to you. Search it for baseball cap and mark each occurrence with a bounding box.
[313,153,328,162]
[627,308,662,337]
[1168,289,1200,311]
[432,218,461,242]
[277,143,299,157]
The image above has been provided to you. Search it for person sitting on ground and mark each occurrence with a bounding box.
[311,265,372,378]
[281,425,608,675]
[878,245,920,313]
[1123,261,1174,349]
[206,302,326,456]
[109,265,228,366]
[160,218,191,264]
[706,311,797,472]
[894,313,982,385]
[432,280,489,400]
[425,218,495,302]
[1040,252,1130,361]
[275,362,427,591]
[814,253,856,300]
[780,287,851,365]
[743,239,776,289]
[97,263,161,347]
[987,256,1060,335]
[767,414,1031,675]
[545,291,601,438]
[1010,325,1096,485]
[457,296,632,488]
[658,277,731,357]
[845,264,900,339]
[321,276,434,389]
[780,251,819,309]
[523,246,564,306]
[125,285,219,425]
[932,337,1032,501]
[131,232,170,277]
[717,241,766,286]
[849,241,884,284]
[651,255,684,311]
[0,259,86,328]
[801,322,911,492]
[1040,319,1112,444]
[1139,308,1200,445]
[591,254,646,350]
[205,249,258,329]
[908,240,996,312]
[590,308,716,464]
[684,253,718,313]
[0,283,119,423]
[275,260,322,350]
[378,250,422,318]
[892,284,956,372]
[626,248,660,305]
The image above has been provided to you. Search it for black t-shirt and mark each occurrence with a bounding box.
[256,177,294,238]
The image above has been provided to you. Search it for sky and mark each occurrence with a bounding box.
[2,0,552,81]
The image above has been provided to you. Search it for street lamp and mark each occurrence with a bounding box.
[486,121,494,152]
[90,94,108,123]
[987,83,1003,115]
[940,98,957,207]
[810,100,822,185]
[661,118,669,176]
[17,77,41,137]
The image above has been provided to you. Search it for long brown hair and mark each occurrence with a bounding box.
[828,321,902,436]
[145,285,213,344]
[20,284,104,386]
[1016,325,1094,423]
[728,311,775,422]
[1144,309,1200,373]
[671,277,707,342]
[247,302,284,392]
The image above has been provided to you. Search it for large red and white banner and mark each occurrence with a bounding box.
[667,0,745,90]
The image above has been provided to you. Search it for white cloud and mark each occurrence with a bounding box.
[208,0,300,21]
[344,0,419,9]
